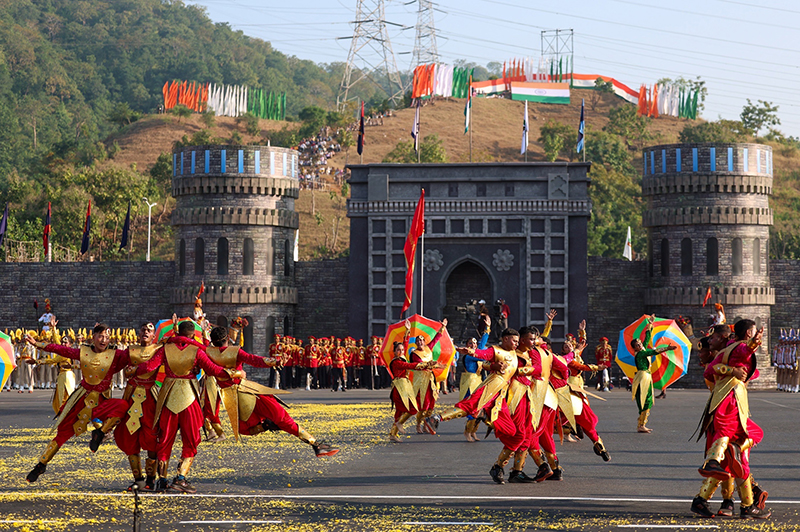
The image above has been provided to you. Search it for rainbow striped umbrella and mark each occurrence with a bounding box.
[380,314,455,383]
[154,318,203,343]
[0,331,15,389]
[616,315,691,389]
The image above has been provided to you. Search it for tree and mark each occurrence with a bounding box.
[538,120,577,162]
[383,134,447,163]
[740,99,780,140]
[604,104,653,150]
[679,120,746,143]
[236,112,261,136]
[587,164,645,257]
[585,130,633,175]
[337,129,354,165]
[589,77,615,111]
[298,105,326,138]
[199,111,216,128]
[170,104,192,123]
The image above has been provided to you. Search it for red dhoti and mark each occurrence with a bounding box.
[390,388,418,421]
[156,402,203,461]
[530,406,558,456]
[495,394,533,452]
[114,393,157,455]
[575,400,600,442]
[53,396,128,446]
[706,394,763,478]
[239,394,299,436]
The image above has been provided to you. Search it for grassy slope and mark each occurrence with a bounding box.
[105,89,799,260]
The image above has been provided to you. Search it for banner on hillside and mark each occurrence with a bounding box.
[510,82,570,104]
[163,80,286,119]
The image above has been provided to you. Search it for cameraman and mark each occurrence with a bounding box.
[496,298,509,331]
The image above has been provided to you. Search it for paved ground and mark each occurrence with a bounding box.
[1,386,799,531]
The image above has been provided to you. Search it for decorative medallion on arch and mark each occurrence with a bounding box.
[424,249,444,271]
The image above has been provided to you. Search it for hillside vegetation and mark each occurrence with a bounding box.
[1,0,799,261]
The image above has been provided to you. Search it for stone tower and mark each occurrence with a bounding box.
[171,144,299,356]
[642,142,774,388]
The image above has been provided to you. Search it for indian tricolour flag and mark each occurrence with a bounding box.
[510,82,570,104]
[472,79,506,95]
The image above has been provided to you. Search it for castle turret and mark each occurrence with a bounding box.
[643,142,774,388]
[171,144,299,356]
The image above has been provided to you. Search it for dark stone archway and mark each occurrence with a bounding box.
[443,261,492,343]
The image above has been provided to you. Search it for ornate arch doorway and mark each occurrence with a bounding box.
[443,260,492,343]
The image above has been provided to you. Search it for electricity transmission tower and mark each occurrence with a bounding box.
[411,0,439,67]
[337,0,404,110]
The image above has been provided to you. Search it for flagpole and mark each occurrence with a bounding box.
[420,230,424,316]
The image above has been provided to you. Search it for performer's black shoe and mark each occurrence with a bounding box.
[313,441,340,457]
[143,476,156,492]
[507,470,535,483]
[154,478,169,493]
[261,419,281,432]
[690,496,715,518]
[753,483,769,510]
[168,475,197,494]
[593,441,611,462]
[484,424,494,439]
[698,460,730,480]
[716,499,734,517]
[546,466,563,481]
[489,464,505,484]
[741,504,771,519]
[126,478,146,492]
[26,462,46,483]
[533,462,553,482]
[89,429,105,453]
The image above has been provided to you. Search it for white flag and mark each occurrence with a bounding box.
[294,230,300,262]
[623,226,633,261]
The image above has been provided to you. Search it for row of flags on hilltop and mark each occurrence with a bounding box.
[162,80,287,119]
[0,201,131,257]
[637,82,700,119]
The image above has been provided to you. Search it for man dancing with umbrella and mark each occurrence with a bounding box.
[631,315,676,433]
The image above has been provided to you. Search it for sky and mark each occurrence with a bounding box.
[189,0,800,136]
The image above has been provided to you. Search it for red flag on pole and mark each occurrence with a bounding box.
[357,101,365,156]
[401,190,425,317]
[702,287,712,307]
[43,202,51,254]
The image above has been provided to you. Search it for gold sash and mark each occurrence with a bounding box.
[392,377,417,411]
[125,344,159,434]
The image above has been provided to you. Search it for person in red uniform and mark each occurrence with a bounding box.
[135,320,241,493]
[114,322,161,491]
[694,319,771,519]
[25,324,131,483]
[206,327,339,456]
[594,336,613,391]
[426,328,524,484]
[344,337,357,389]
[305,337,319,390]
[375,336,390,389]
[389,320,435,442]
[331,338,346,391]
[268,334,283,388]
[357,339,369,390]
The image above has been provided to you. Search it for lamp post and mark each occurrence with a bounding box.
[142,198,157,262]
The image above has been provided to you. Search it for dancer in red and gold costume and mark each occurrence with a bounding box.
[388,320,435,442]
[206,327,339,456]
[410,319,447,434]
[693,319,771,519]
[564,322,610,461]
[426,328,524,484]
[135,319,240,493]
[25,324,131,483]
[114,322,160,491]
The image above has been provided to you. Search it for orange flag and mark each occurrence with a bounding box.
[162,81,169,108]
[650,84,659,118]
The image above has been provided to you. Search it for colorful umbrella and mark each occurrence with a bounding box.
[0,331,16,390]
[154,318,204,386]
[380,314,456,383]
[154,318,203,343]
[616,315,691,389]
